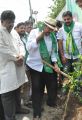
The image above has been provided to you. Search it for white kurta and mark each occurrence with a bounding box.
[0,27,26,94]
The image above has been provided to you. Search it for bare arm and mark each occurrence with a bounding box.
[58,40,64,57]
[58,40,67,64]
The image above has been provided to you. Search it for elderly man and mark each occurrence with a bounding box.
[26,18,61,120]
[0,10,26,120]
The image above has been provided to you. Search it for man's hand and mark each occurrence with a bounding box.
[54,63,60,73]
[15,55,23,66]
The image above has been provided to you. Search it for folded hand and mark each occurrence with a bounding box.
[15,56,23,66]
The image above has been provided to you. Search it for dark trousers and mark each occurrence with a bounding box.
[1,88,21,120]
[26,66,32,98]
[30,68,57,118]
[15,88,21,112]
[0,95,5,120]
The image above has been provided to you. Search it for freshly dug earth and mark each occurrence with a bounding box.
[42,92,82,120]
[17,88,82,120]
[63,94,82,120]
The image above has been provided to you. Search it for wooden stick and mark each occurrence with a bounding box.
[62,89,71,120]
[42,59,69,78]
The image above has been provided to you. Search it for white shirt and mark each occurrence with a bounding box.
[57,22,82,59]
[26,28,57,72]
[0,27,26,94]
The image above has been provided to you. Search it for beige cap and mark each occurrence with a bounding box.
[44,17,56,30]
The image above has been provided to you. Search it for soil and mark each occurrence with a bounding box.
[63,94,82,120]
[16,88,82,120]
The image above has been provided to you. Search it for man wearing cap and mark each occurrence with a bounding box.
[26,18,61,120]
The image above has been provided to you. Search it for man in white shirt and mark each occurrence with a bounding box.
[0,10,25,120]
[11,29,30,114]
[26,18,60,120]
[24,20,33,106]
[57,11,82,73]
[15,22,33,110]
